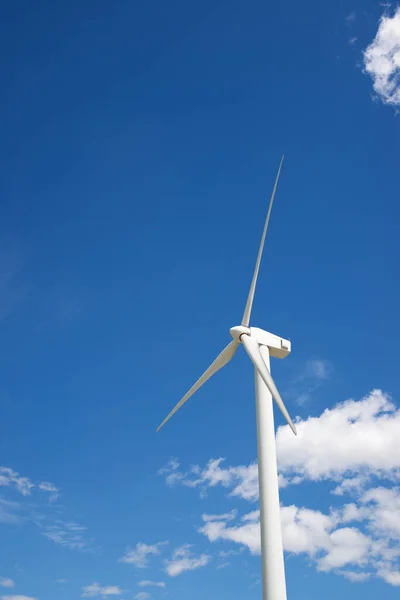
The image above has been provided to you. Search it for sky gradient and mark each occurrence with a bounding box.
[0,1,399,600]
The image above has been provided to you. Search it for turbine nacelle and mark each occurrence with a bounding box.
[250,328,291,359]
[229,326,291,359]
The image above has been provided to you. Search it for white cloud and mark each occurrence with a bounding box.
[219,549,242,557]
[200,510,261,555]
[280,505,335,556]
[0,467,59,501]
[163,390,400,585]
[0,580,15,590]
[378,569,400,586]
[158,458,193,487]
[161,391,400,495]
[276,390,400,485]
[362,486,400,537]
[202,510,237,522]
[134,593,151,600]
[1,597,38,600]
[98,588,121,596]
[302,359,332,381]
[363,7,400,106]
[337,570,371,582]
[41,520,93,552]
[0,468,34,496]
[160,458,259,501]
[332,476,368,496]
[218,491,398,582]
[164,545,211,577]
[37,482,59,503]
[200,505,338,558]
[199,502,397,581]
[317,528,370,571]
[138,581,165,588]
[81,583,123,597]
[119,542,168,568]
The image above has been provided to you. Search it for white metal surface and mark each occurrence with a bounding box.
[255,345,287,600]
[250,327,291,359]
[156,339,238,432]
[241,156,284,328]
[241,334,296,435]
[229,325,251,341]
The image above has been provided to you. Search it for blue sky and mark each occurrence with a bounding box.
[1,1,400,599]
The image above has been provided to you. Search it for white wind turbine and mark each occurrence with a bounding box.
[157,156,295,600]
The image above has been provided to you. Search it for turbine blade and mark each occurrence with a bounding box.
[241,156,284,327]
[156,340,238,432]
[241,334,297,435]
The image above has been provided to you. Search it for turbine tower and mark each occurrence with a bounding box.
[157,156,295,600]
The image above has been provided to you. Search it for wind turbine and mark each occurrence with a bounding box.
[157,156,295,600]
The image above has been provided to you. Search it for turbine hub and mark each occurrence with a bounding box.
[229,325,250,342]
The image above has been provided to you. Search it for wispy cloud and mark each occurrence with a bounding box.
[338,570,371,582]
[159,457,259,500]
[0,497,22,525]
[0,468,34,497]
[134,593,151,600]
[0,465,95,552]
[1,596,38,600]
[158,458,198,488]
[0,580,15,590]
[37,482,59,503]
[81,583,123,597]
[288,358,333,406]
[218,548,243,563]
[164,544,211,577]
[0,467,59,501]
[41,520,96,553]
[119,542,168,568]
[138,581,165,588]
[346,11,356,26]
[363,6,400,106]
